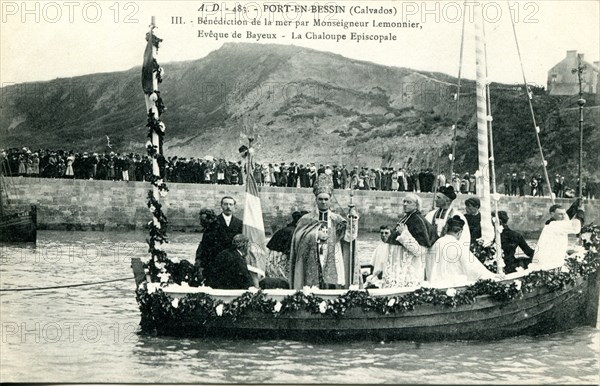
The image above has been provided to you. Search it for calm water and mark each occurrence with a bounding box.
[1,231,599,383]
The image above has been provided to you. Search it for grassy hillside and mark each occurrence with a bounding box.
[0,43,597,182]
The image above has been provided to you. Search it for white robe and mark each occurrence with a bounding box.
[370,230,425,288]
[425,206,471,280]
[428,234,494,286]
[530,219,582,270]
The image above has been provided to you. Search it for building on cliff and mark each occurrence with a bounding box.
[547,50,599,96]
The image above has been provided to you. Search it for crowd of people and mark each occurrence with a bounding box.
[502,172,584,198]
[2,147,596,199]
[188,175,585,291]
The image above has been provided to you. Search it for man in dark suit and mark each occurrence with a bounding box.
[196,196,243,280]
[205,234,254,289]
[495,211,534,273]
[287,162,299,187]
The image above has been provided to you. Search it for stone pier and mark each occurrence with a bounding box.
[3,177,597,235]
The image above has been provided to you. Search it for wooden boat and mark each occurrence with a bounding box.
[131,255,600,341]
[131,14,600,341]
[0,172,37,243]
[0,205,37,243]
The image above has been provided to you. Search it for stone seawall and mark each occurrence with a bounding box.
[4,177,598,235]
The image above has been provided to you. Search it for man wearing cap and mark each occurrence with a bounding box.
[426,186,470,243]
[289,174,359,289]
[425,186,470,279]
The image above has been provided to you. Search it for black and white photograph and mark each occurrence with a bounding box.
[1,0,599,383]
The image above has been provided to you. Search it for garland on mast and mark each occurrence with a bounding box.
[141,19,173,283]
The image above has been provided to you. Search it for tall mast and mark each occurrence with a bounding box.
[143,16,161,204]
[474,9,494,244]
[482,19,504,274]
[141,16,171,283]
[450,1,467,179]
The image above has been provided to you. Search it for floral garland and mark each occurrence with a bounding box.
[471,239,498,272]
[140,28,180,286]
[135,225,600,329]
[133,28,599,329]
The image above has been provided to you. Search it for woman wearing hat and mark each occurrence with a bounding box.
[65,151,75,179]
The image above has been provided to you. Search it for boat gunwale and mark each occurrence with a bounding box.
[158,269,535,301]
[159,277,586,324]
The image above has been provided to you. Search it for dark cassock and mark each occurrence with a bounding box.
[389,209,438,248]
[267,221,296,255]
[464,197,483,245]
[289,174,358,289]
[464,212,482,240]
[265,212,304,279]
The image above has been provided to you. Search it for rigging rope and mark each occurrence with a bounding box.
[450,2,467,179]
[0,276,134,292]
[507,0,554,204]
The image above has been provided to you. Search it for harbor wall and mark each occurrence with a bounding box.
[4,177,598,235]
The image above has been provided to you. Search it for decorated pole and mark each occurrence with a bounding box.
[473,9,494,246]
[141,17,170,283]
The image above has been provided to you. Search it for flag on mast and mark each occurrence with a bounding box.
[141,31,155,95]
[242,145,267,279]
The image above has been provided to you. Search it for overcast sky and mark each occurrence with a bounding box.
[1,0,598,86]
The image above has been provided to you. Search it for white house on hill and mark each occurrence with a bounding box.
[547,50,599,96]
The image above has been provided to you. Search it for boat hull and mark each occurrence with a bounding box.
[0,206,37,243]
[138,271,600,341]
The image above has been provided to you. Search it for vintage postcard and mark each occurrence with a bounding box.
[1,0,599,384]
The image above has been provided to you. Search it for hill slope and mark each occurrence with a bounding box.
[1,43,597,181]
